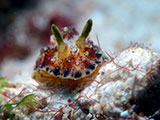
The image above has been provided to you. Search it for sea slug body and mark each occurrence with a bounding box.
[32,19,106,88]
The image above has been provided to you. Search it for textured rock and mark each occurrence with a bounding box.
[1,46,160,120]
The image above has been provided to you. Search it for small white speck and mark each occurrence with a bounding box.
[43,47,48,51]
[71,67,75,70]
[51,58,56,62]
[66,58,71,62]
[75,61,79,65]
[71,46,77,52]
[82,57,86,61]
[64,27,68,32]
[89,45,93,48]
[50,35,56,44]
[120,110,129,117]
[11,104,17,108]
[50,35,54,40]
[84,51,89,56]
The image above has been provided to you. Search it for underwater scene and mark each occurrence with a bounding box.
[0,0,160,119]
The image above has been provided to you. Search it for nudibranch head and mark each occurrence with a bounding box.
[33,19,105,84]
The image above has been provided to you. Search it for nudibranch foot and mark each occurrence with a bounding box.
[32,19,106,89]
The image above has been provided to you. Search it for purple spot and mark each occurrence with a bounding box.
[87,64,95,70]
[46,67,49,72]
[64,68,70,77]
[95,61,101,64]
[52,68,60,76]
[86,71,90,75]
[96,53,102,59]
[40,61,45,68]
[74,71,82,78]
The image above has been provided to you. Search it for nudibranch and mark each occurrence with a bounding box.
[33,19,106,87]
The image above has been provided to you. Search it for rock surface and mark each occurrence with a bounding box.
[1,45,160,120]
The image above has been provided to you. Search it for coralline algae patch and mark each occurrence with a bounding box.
[1,46,160,120]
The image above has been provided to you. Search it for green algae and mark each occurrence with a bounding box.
[3,94,40,112]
